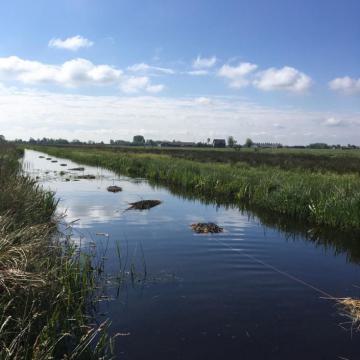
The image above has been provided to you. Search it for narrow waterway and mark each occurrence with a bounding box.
[23,149,360,360]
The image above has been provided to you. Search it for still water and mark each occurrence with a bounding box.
[23,149,360,359]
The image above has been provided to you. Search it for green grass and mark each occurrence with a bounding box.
[0,145,114,359]
[33,146,360,232]
[41,144,360,174]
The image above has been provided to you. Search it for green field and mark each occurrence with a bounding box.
[43,144,360,174]
[33,145,360,232]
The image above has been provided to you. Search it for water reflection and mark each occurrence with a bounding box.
[22,149,360,360]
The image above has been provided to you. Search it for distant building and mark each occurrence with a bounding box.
[213,139,226,148]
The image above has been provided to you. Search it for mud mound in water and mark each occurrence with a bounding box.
[77,174,96,180]
[51,160,58,163]
[69,167,85,171]
[107,185,122,193]
[127,200,161,210]
[191,222,223,234]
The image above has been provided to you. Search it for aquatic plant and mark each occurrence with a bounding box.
[32,146,360,232]
[336,297,360,331]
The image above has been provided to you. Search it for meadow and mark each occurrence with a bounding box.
[33,146,360,232]
[45,144,360,174]
[0,145,114,359]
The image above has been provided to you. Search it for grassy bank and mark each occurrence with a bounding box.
[0,145,113,359]
[33,146,360,232]
[44,144,360,174]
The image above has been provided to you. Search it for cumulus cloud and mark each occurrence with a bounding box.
[120,76,164,94]
[0,85,358,145]
[195,97,212,105]
[127,62,175,75]
[218,62,258,88]
[329,76,360,94]
[187,70,208,76]
[324,117,344,127]
[192,56,217,69]
[0,56,166,94]
[0,56,122,87]
[49,35,94,51]
[254,66,312,92]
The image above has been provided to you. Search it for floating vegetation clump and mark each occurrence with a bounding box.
[77,174,96,179]
[37,146,360,231]
[69,167,85,171]
[127,200,161,210]
[107,185,122,193]
[191,222,224,233]
[336,297,360,331]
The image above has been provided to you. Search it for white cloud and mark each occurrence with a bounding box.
[329,76,360,94]
[218,62,258,88]
[49,35,93,51]
[120,76,164,94]
[0,56,166,94]
[127,62,175,75]
[324,117,344,127]
[146,84,165,93]
[0,86,358,145]
[254,66,312,92]
[195,97,212,105]
[192,56,217,69]
[187,70,208,76]
[0,56,122,87]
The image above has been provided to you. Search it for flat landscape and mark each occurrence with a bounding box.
[1,1,360,358]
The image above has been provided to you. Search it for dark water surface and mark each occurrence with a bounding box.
[23,149,360,360]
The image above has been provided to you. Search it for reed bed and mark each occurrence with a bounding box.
[0,145,114,359]
[34,146,360,232]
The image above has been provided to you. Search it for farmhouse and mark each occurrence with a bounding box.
[213,139,226,148]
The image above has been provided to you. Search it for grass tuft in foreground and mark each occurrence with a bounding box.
[0,145,114,359]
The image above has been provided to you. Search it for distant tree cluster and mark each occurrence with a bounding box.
[2,133,358,150]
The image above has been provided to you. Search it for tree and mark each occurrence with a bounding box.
[0,135,6,144]
[207,138,211,145]
[133,135,145,145]
[227,136,237,147]
[146,139,156,146]
[245,138,254,147]
[245,138,253,148]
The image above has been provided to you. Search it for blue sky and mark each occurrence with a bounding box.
[0,0,359,144]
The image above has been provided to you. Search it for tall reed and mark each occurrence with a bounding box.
[0,145,114,359]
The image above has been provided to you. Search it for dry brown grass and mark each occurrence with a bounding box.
[336,297,360,331]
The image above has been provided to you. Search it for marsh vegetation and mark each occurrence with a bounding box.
[0,145,115,359]
[10,147,360,359]
[32,146,360,232]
